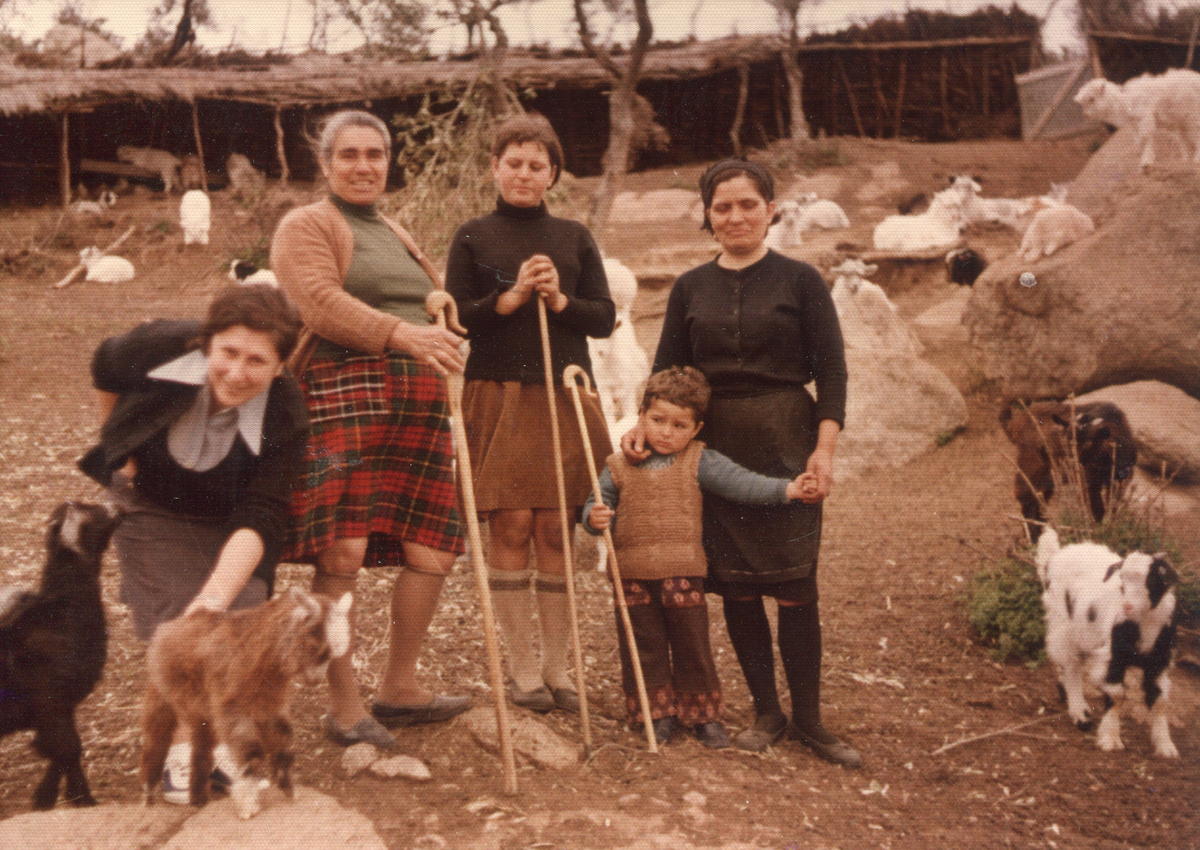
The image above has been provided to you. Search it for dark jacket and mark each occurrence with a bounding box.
[79,319,309,587]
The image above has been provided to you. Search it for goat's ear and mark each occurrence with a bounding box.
[1151,554,1179,586]
[57,503,87,557]
[1103,560,1123,582]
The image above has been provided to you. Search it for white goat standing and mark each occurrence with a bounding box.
[78,246,134,283]
[1075,69,1200,168]
[589,257,650,430]
[179,190,211,246]
[766,199,805,250]
[1036,528,1179,758]
[828,259,922,356]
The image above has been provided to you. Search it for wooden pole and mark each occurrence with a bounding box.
[424,292,518,795]
[536,296,594,757]
[893,53,908,138]
[835,53,865,137]
[59,112,71,209]
[190,100,208,192]
[562,366,658,754]
[274,106,290,187]
[940,52,951,136]
[1186,15,1199,70]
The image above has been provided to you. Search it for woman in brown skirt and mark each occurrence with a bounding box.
[625,159,862,768]
[445,114,614,713]
[271,110,470,750]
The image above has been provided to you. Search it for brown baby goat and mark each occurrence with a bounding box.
[140,588,351,818]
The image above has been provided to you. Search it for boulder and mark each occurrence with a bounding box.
[463,706,580,771]
[610,189,703,223]
[835,350,968,480]
[0,803,188,850]
[964,170,1200,403]
[1077,381,1200,483]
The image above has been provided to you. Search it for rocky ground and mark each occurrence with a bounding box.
[1,133,1197,849]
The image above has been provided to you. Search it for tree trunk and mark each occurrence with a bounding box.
[781,38,810,141]
[589,81,637,242]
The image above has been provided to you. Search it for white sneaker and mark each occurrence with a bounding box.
[161,762,191,805]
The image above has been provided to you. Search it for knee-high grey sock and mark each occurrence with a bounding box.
[536,572,573,691]
[489,568,541,691]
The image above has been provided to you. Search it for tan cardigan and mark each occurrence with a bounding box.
[270,197,444,357]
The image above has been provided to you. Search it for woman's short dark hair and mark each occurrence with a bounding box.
[697,159,776,231]
[491,113,565,187]
[315,109,391,166]
[193,283,303,361]
[640,366,712,420]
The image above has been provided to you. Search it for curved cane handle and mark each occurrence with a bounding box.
[424,290,466,334]
[562,363,592,392]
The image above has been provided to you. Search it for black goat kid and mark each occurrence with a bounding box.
[0,501,122,809]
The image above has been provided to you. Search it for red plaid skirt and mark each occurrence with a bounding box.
[284,351,464,567]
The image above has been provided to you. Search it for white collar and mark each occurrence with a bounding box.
[148,350,269,455]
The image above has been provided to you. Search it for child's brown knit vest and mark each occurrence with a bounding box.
[608,441,707,580]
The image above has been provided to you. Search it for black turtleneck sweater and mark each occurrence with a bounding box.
[445,198,615,384]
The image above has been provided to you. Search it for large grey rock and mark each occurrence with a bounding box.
[1077,381,1200,483]
[964,170,1200,402]
[463,706,580,770]
[835,350,968,480]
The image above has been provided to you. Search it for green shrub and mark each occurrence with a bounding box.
[966,558,1046,665]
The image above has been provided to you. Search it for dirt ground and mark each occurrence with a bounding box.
[1,134,1197,849]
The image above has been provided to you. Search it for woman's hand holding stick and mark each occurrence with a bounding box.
[563,365,658,753]
[425,291,517,795]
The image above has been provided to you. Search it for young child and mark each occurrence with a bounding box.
[583,366,819,748]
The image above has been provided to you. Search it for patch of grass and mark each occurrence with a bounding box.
[153,220,172,235]
[935,426,965,447]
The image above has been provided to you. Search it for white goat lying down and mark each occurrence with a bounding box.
[872,176,974,252]
[78,246,134,283]
[141,589,352,818]
[1036,528,1179,758]
[766,195,851,250]
[1018,203,1094,262]
[1075,69,1200,168]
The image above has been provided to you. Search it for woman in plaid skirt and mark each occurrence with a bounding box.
[271,110,470,750]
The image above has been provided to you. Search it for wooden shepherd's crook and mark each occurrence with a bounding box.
[536,295,594,757]
[563,365,658,753]
[424,291,517,795]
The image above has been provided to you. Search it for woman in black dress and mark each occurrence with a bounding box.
[627,159,861,767]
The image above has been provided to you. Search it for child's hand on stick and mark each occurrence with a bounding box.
[589,503,614,531]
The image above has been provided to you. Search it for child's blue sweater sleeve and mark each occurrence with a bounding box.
[581,466,620,535]
[697,449,791,503]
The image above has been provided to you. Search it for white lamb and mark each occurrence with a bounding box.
[796,193,850,230]
[179,190,211,246]
[872,178,972,252]
[589,257,650,428]
[1075,69,1200,168]
[78,246,134,283]
[954,175,1033,231]
[1037,528,1179,758]
[1018,203,1094,262]
[828,258,921,355]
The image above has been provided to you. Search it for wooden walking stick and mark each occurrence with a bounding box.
[536,294,594,757]
[563,365,658,753]
[425,291,517,795]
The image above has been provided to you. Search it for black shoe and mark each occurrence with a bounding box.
[694,721,731,749]
[509,683,556,713]
[550,687,580,713]
[651,716,678,745]
[371,694,471,728]
[324,715,399,750]
[788,724,863,769]
[733,712,787,752]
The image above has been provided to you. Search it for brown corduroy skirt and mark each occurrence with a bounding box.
[461,379,612,512]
